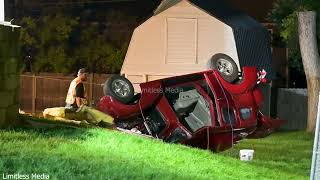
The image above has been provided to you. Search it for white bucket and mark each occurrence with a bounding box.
[239,149,254,161]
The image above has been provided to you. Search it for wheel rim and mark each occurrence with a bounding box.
[216,58,234,76]
[111,79,131,98]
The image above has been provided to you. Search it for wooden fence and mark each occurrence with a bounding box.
[20,73,115,113]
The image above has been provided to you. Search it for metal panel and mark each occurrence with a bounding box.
[233,28,275,79]
[0,0,4,22]
[277,88,308,130]
[311,94,320,179]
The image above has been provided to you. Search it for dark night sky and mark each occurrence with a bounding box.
[6,0,274,23]
[6,0,161,20]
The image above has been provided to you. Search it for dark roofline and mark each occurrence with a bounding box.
[154,0,263,30]
[154,0,182,15]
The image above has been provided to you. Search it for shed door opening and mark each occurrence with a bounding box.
[166,18,197,64]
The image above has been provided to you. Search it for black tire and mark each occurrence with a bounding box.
[207,53,239,83]
[103,75,134,104]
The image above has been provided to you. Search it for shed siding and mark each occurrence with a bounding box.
[167,18,197,64]
[197,18,239,65]
[124,16,166,66]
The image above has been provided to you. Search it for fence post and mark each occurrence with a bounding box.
[311,92,320,179]
[89,73,93,106]
[32,74,37,115]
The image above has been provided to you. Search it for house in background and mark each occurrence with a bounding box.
[121,0,275,91]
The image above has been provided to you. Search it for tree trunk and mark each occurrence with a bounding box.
[298,11,320,133]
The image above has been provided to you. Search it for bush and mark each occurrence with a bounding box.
[269,0,320,75]
[18,12,132,74]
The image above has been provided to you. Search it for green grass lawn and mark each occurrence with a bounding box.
[0,127,314,180]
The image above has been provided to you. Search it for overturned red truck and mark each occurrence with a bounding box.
[97,67,283,152]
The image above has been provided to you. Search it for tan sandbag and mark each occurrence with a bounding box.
[43,107,66,119]
[43,106,114,127]
[76,105,114,125]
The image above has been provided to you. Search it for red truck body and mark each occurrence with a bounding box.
[98,67,283,152]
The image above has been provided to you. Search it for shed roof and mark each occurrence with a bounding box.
[154,0,263,30]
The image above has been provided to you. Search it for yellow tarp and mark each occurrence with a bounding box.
[43,106,114,127]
